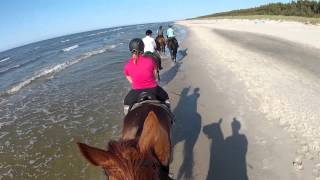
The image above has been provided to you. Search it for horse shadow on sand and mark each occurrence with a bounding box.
[160,48,188,86]
[203,118,248,180]
[172,87,202,180]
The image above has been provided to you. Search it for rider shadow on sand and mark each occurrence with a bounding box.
[160,48,188,86]
[203,118,248,180]
[172,87,202,180]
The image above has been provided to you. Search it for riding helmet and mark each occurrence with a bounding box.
[146,29,153,35]
[129,38,144,53]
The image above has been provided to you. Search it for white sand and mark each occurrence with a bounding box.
[166,19,320,180]
[178,19,320,49]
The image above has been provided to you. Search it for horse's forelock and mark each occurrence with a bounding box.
[104,140,160,180]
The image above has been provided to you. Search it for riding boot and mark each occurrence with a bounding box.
[165,100,171,109]
[123,105,130,115]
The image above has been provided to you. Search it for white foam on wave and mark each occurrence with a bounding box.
[62,44,79,52]
[60,39,70,43]
[87,33,97,37]
[110,27,123,32]
[6,47,111,95]
[87,30,109,37]
[0,121,14,129]
[0,57,10,63]
[0,64,21,74]
[108,44,117,49]
[97,31,108,35]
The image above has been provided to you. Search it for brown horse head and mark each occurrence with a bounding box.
[77,140,161,180]
[77,107,172,180]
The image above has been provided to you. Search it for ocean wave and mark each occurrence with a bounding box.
[87,30,109,37]
[107,44,118,49]
[87,33,97,37]
[97,31,108,35]
[60,39,70,43]
[0,65,21,75]
[62,45,79,52]
[0,121,14,129]
[0,57,10,63]
[110,27,123,32]
[5,47,110,95]
[0,56,41,75]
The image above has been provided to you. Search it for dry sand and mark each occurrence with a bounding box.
[162,19,320,180]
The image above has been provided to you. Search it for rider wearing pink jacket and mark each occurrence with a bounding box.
[123,38,169,114]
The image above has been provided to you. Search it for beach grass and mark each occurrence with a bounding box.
[194,15,320,25]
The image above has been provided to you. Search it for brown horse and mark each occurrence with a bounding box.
[167,37,179,62]
[156,35,166,55]
[77,103,173,180]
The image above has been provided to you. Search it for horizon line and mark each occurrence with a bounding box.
[0,19,183,53]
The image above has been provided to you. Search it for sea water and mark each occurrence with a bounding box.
[0,22,186,179]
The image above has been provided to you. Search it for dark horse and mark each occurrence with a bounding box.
[156,35,166,55]
[77,103,173,180]
[167,38,178,62]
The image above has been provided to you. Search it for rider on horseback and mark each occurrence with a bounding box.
[166,25,179,48]
[142,30,156,53]
[123,38,169,114]
[157,25,164,37]
[142,29,162,70]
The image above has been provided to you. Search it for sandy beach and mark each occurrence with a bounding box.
[164,19,320,180]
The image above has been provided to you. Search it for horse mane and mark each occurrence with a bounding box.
[78,109,171,180]
[104,139,161,180]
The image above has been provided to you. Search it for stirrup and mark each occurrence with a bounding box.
[165,100,170,108]
[123,105,130,115]
[168,172,175,180]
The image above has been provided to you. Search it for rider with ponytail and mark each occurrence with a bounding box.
[123,38,169,114]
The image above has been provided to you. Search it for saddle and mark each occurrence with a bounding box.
[167,37,179,48]
[129,92,175,123]
[130,91,165,110]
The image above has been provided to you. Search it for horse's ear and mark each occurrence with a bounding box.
[77,143,113,166]
[139,111,171,166]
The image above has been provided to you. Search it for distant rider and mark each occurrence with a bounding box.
[157,26,164,37]
[166,25,179,48]
[123,38,169,114]
[142,29,163,70]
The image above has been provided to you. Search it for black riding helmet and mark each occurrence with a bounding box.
[146,29,153,35]
[129,38,144,54]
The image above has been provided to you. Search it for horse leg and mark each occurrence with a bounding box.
[157,70,160,81]
[173,48,177,62]
[169,48,174,61]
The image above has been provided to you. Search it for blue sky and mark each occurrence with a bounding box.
[0,0,290,52]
